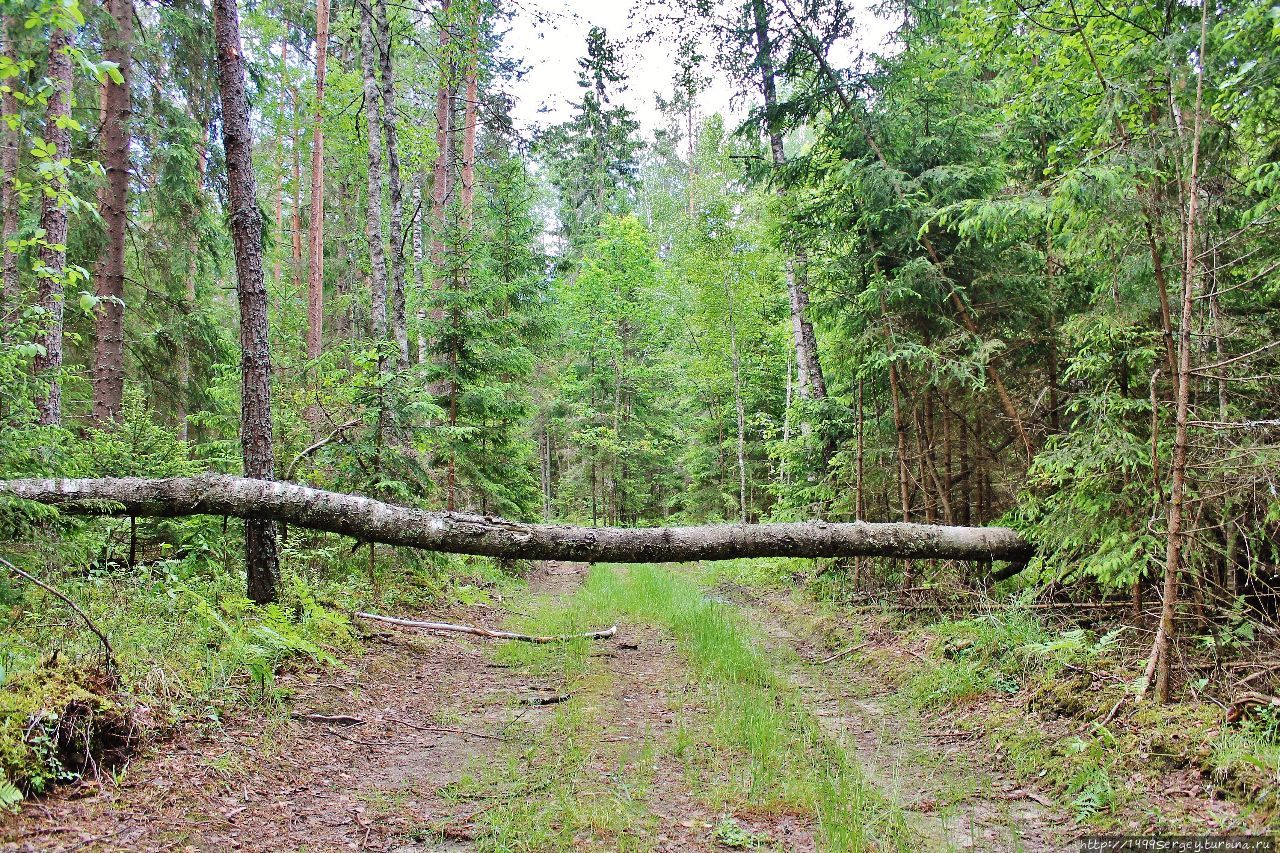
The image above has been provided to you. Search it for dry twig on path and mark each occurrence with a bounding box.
[354,611,617,643]
[817,642,869,665]
[383,717,510,741]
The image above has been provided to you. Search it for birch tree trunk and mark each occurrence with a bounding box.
[0,476,1036,566]
[33,25,73,426]
[412,174,425,361]
[0,16,19,337]
[213,0,281,603]
[374,0,409,370]
[749,0,826,404]
[358,5,388,362]
[92,0,133,425]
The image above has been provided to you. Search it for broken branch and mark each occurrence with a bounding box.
[353,611,618,644]
[2,555,116,669]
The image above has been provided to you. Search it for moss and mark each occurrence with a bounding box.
[1024,671,1131,722]
[1130,703,1218,770]
[0,662,138,795]
[1026,672,1096,718]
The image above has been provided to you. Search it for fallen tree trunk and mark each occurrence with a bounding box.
[355,611,617,643]
[0,475,1034,565]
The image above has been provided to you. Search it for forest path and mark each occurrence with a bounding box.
[715,583,1066,851]
[0,562,1063,852]
[0,562,722,852]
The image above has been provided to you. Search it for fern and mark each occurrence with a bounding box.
[0,773,22,812]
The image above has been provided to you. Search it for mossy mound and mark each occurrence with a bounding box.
[0,661,140,797]
[1026,672,1103,718]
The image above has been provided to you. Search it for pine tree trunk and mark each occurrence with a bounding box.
[273,40,286,290]
[374,0,408,369]
[460,66,477,233]
[1,17,21,336]
[306,0,329,361]
[213,0,281,603]
[33,25,73,426]
[91,0,133,425]
[291,115,302,292]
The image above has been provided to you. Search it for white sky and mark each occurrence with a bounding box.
[502,0,897,139]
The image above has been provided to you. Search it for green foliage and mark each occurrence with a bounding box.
[537,25,642,257]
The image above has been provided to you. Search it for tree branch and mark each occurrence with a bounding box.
[1,555,116,669]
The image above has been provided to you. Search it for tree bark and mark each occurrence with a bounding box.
[177,130,207,443]
[1153,0,1209,704]
[213,0,281,603]
[424,0,453,374]
[724,276,748,523]
[291,106,302,293]
[306,0,330,361]
[374,0,409,369]
[0,475,1037,565]
[33,25,73,426]
[91,0,133,425]
[749,0,826,403]
[855,379,865,520]
[272,41,286,289]
[1,16,21,336]
[1144,216,1178,378]
[459,62,477,235]
[358,4,388,361]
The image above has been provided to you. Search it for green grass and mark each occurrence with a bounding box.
[454,563,916,851]
[0,546,520,801]
[441,672,659,851]
[577,564,916,851]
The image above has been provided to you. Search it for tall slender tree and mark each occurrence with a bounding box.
[749,0,825,403]
[424,0,453,374]
[374,0,408,369]
[33,21,73,426]
[359,1,388,364]
[0,15,19,333]
[306,0,330,361]
[213,0,280,603]
[92,0,133,424]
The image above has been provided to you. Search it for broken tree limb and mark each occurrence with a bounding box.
[354,611,618,644]
[2,555,116,669]
[0,476,1036,565]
